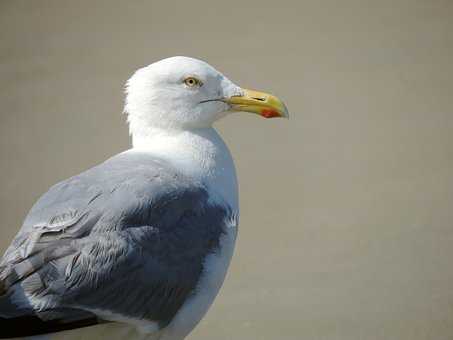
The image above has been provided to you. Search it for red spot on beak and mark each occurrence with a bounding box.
[261,109,280,118]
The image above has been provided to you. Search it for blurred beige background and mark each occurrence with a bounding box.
[1,1,453,339]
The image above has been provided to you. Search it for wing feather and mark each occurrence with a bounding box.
[0,152,230,338]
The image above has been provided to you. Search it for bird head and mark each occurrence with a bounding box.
[124,56,288,135]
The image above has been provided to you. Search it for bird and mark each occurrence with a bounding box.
[0,56,288,340]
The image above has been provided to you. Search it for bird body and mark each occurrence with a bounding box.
[0,57,288,339]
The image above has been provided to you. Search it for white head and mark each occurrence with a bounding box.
[124,56,288,138]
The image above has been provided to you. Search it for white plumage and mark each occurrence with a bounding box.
[0,56,288,340]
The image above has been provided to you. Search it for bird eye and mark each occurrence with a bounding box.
[184,77,202,88]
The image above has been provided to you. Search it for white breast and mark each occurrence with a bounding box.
[160,214,238,340]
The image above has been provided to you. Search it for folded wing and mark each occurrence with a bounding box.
[0,152,231,338]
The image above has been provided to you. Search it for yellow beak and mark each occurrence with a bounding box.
[223,89,289,119]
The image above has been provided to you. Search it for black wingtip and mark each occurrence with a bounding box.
[0,315,102,338]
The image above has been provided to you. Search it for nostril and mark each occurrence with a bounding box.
[252,97,266,101]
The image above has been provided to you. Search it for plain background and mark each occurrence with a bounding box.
[1,1,453,339]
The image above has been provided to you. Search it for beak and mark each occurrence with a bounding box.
[223,89,289,119]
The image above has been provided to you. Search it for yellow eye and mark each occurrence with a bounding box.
[184,77,202,88]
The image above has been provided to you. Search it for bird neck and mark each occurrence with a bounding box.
[131,127,238,209]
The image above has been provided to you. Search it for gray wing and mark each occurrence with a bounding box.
[0,151,233,338]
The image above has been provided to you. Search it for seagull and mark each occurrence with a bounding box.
[0,56,288,340]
